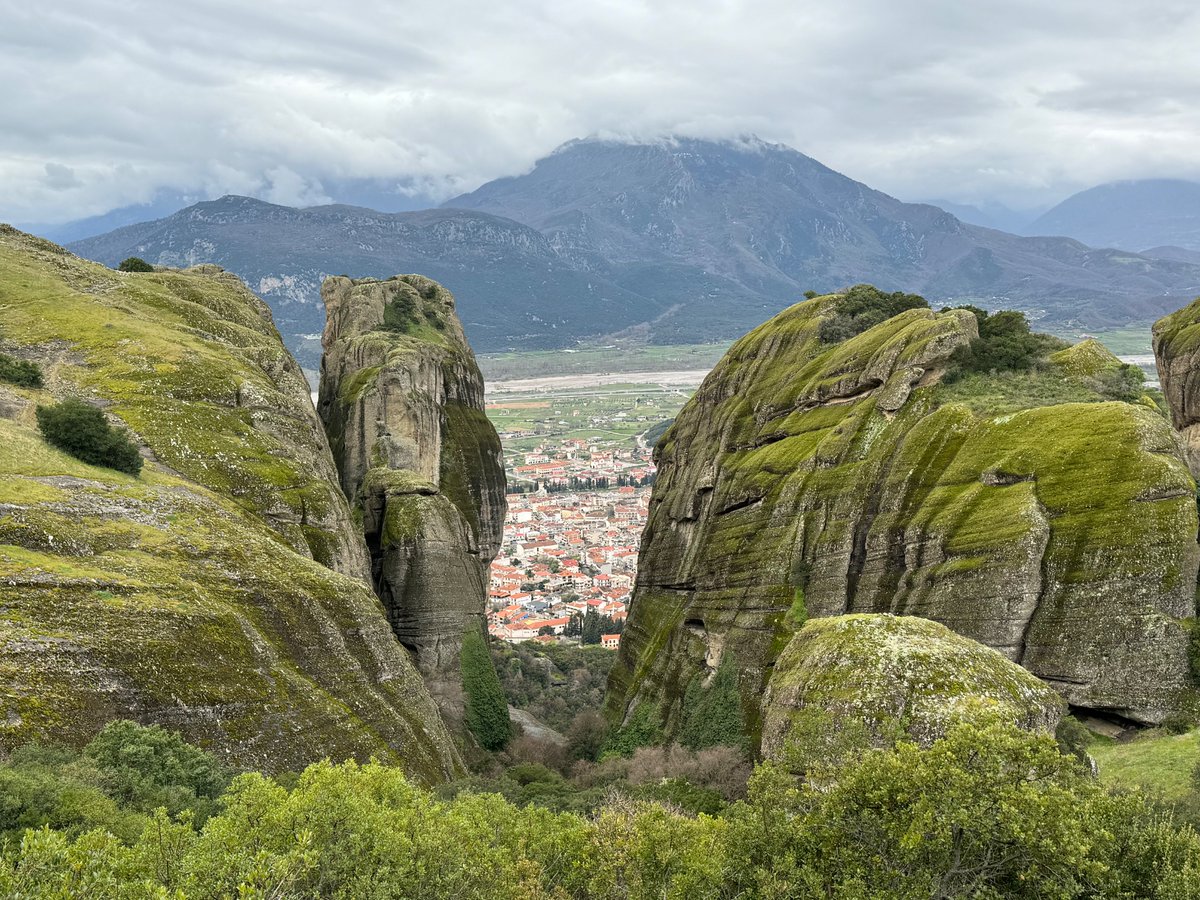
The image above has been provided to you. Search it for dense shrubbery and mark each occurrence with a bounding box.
[0,352,42,388]
[492,640,614,735]
[0,721,228,845]
[817,284,929,343]
[117,257,154,273]
[35,398,143,475]
[678,656,747,752]
[945,306,1067,378]
[461,628,512,751]
[3,720,1200,898]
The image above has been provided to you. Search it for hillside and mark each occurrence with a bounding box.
[0,227,460,779]
[1029,179,1200,252]
[67,139,1200,367]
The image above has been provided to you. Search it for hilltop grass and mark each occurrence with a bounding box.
[1089,728,1200,799]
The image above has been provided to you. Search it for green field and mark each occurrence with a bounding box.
[485,384,691,455]
[478,342,730,380]
[1089,728,1200,799]
[1046,324,1154,358]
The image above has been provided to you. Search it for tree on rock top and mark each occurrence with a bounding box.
[36,398,143,476]
[117,257,154,273]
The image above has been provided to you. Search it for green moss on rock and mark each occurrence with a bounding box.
[0,228,460,782]
[761,614,1064,760]
[609,288,1198,752]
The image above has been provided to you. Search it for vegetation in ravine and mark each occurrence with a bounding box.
[461,628,513,751]
[4,719,1200,898]
[35,398,143,476]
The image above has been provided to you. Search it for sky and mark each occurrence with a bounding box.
[3,0,1200,225]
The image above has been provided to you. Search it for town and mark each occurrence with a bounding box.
[486,438,656,649]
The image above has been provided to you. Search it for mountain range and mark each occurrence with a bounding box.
[67,138,1200,366]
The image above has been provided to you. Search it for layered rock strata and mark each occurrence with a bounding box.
[317,275,506,717]
[0,227,459,780]
[609,293,1197,747]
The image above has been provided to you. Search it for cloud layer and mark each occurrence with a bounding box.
[3,0,1199,224]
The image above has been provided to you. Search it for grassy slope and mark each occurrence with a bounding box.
[0,228,459,780]
[1089,729,1200,799]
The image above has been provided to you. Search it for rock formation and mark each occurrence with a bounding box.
[609,291,1198,749]
[761,614,1063,760]
[1154,298,1200,480]
[317,275,507,721]
[0,226,459,780]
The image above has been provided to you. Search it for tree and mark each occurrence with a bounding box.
[36,399,143,476]
[117,257,154,273]
[460,627,512,751]
[581,609,602,645]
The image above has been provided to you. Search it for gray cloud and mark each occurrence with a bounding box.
[2,0,1199,224]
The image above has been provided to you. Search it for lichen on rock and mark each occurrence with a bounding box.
[0,226,460,780]
[317,275,507,732]
[609,289,1198,751]
[761,614,1064,760]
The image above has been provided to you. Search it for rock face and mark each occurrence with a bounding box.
[317,275,507,718]
[1154,298,1200,480]
[761,614,1063,760]
[0,226,460,780]
[608,292,1198,747]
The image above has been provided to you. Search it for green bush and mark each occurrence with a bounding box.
[945,306,1066,378]
[117,257,154,273]
[3,722,1200,898]
[604,703,663,757]
[35,398,143,476]
[817,284,929,343]
[0,352,42,388]
[678,655,747,752]
[461,627,512,751]
[84,720,229,820]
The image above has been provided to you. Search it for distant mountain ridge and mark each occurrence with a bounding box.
[69,138,1200,365]
[1029,179,1200,252]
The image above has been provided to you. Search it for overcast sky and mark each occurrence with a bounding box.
[3,0,1199,224]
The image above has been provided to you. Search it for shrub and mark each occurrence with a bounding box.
[678,655,747,751]
[461,627,512,751]
[0,352,42,388]
[817,284,928,343]
[945,306,1065,378]
[117,257,154,272]
[35,399,142,475]
[83,720,229,819]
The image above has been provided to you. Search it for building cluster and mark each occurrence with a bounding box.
[488,441,655,647]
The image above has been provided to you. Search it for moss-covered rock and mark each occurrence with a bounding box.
[1154,297,1200,480]
[317,275,507,729]
[0,226,460,781]
[609,290,1197,749]
[761,614,1063,759]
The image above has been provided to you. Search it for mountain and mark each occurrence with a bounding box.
[918,198,1035,233]
[0,226,461,779]
[607,287,1198,749]
[68,139,1200,365]
[68,196,657,368]
[1028,179,1200,251]
[447,137,1200,333]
